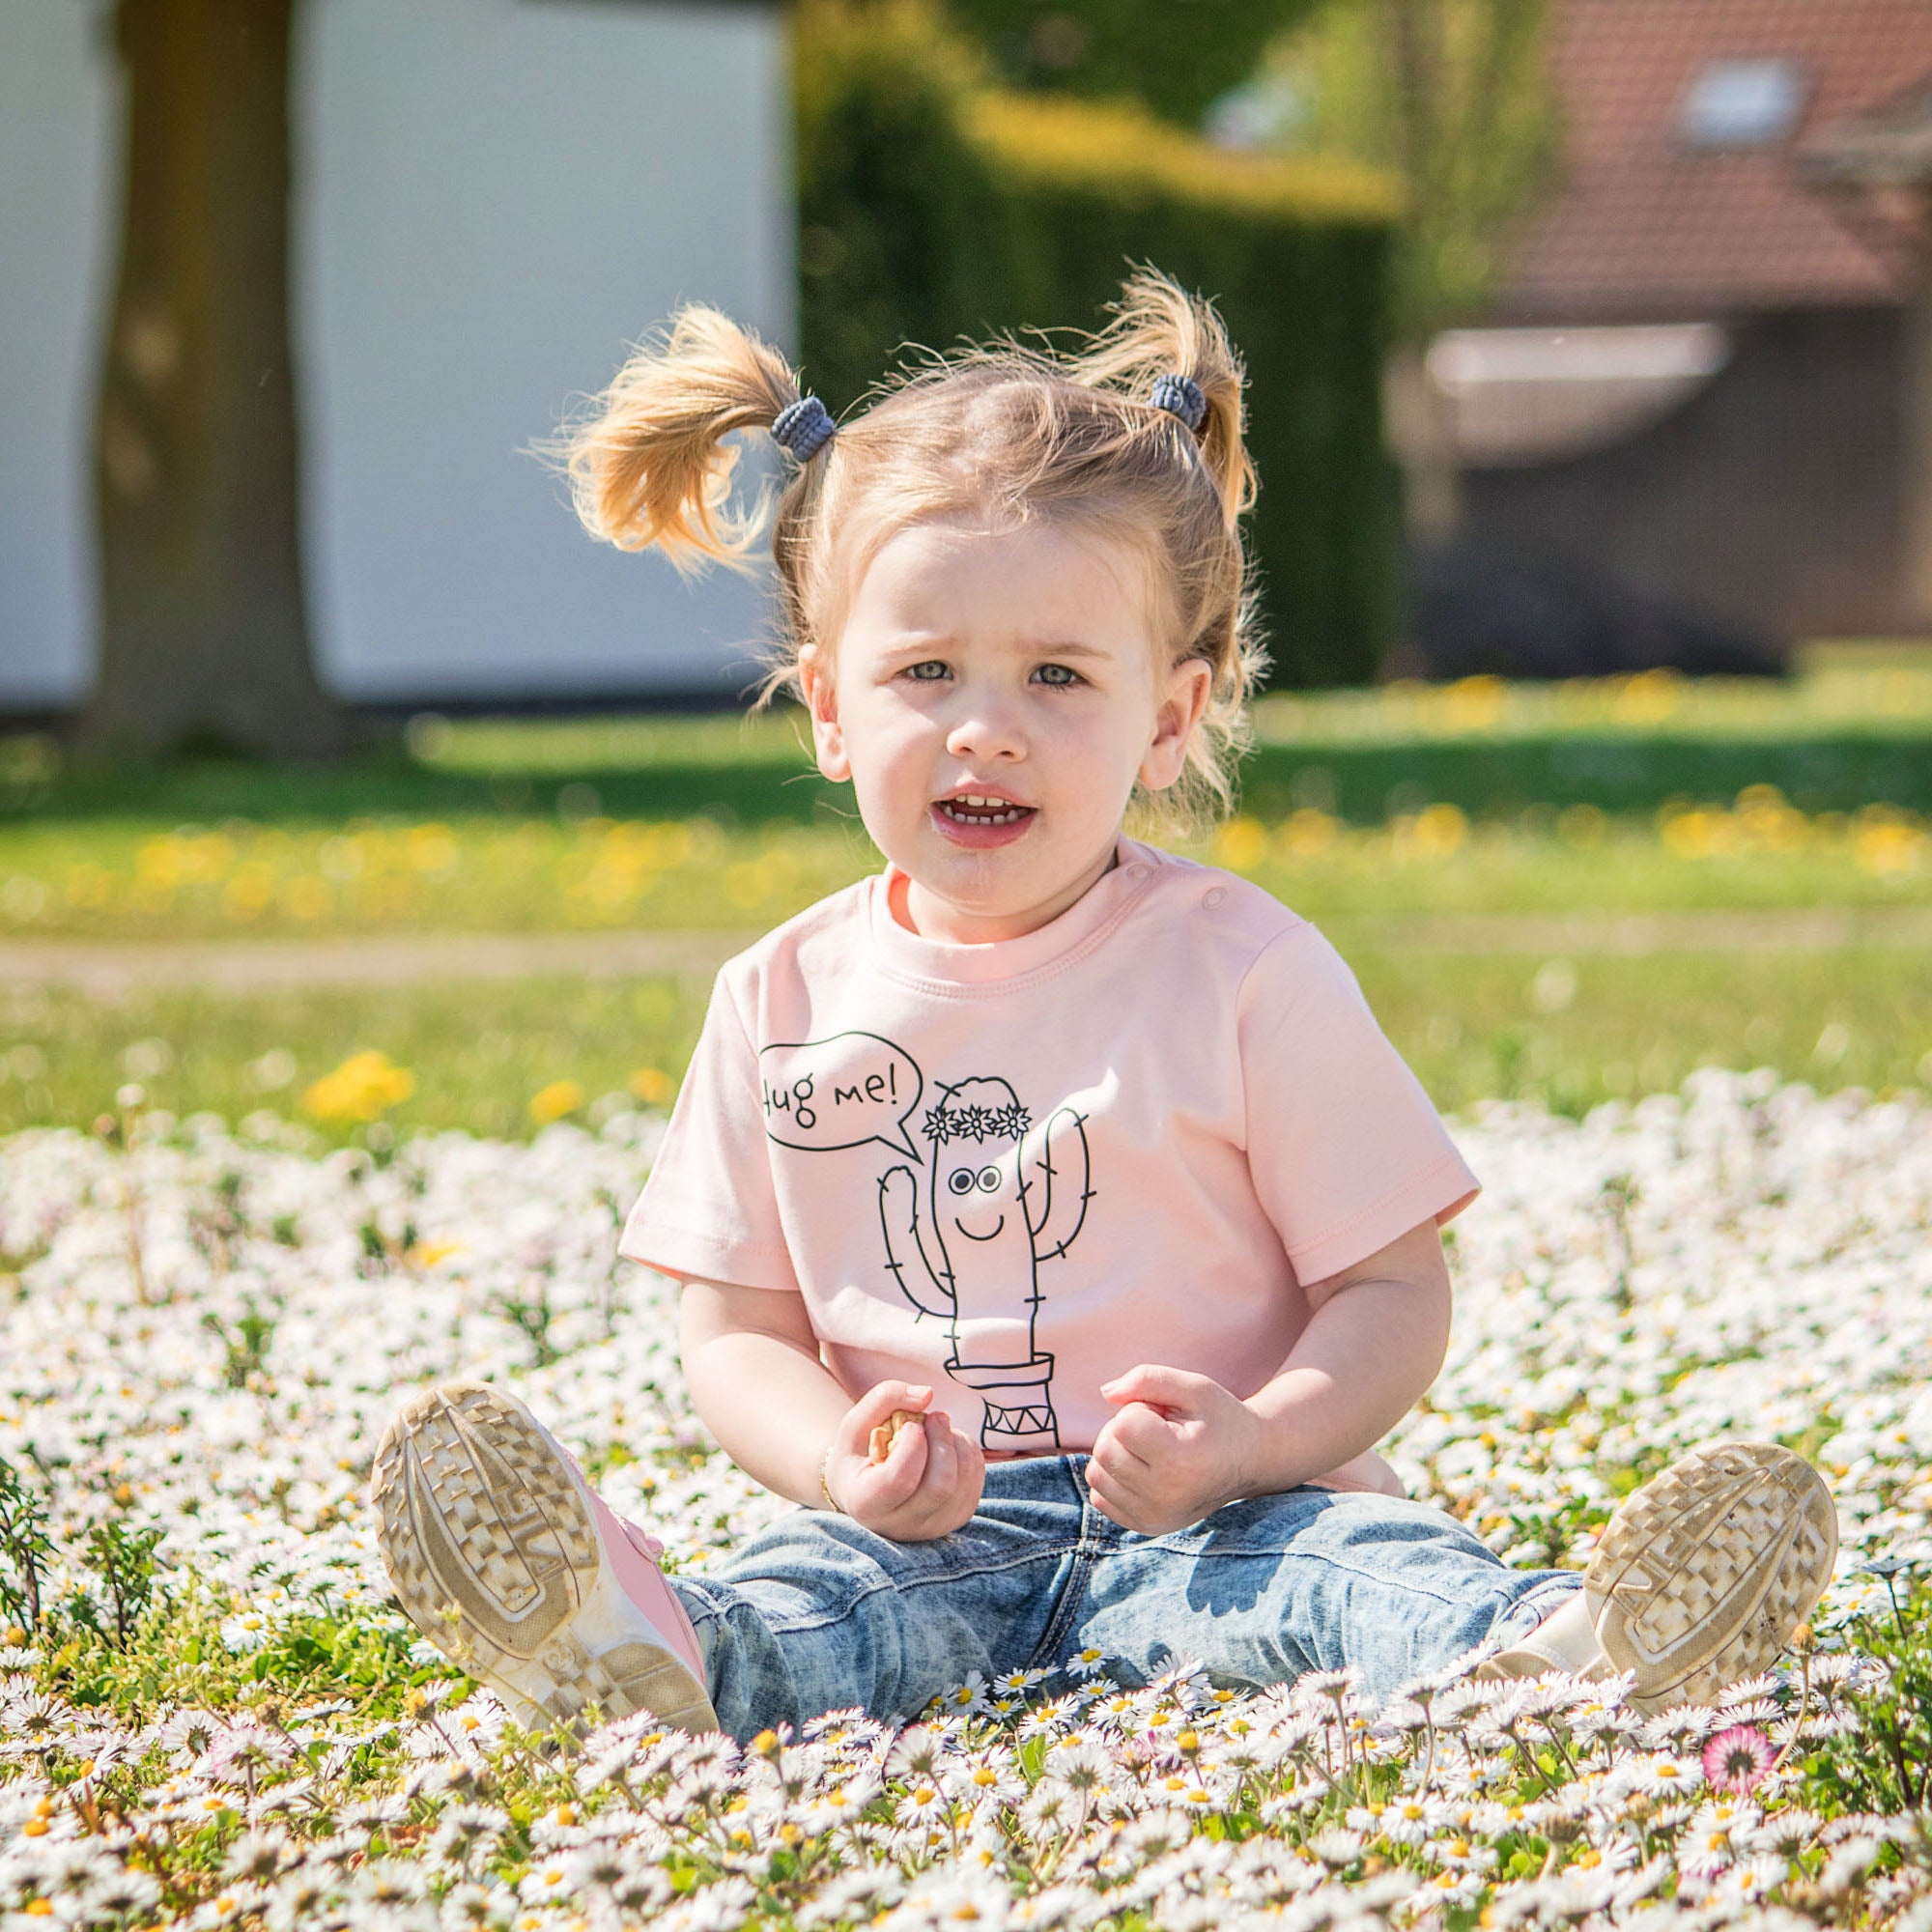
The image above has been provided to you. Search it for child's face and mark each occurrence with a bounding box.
[801,516,1211,945]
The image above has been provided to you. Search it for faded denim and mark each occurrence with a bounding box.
[669,1453,1582,1741]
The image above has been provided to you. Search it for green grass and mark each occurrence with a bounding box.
[0,809,1926,943]
[4,657,1931,837]
[0,659,1926,944]
[1,655,1924,1141]
[4,947,1924,1145]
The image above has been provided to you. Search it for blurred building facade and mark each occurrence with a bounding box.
[1422,0,1932,664]
[0,0,790,718]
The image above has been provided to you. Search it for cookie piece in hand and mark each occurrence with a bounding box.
[868,1408,923,1463]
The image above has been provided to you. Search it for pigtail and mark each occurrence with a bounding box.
[551,305,809,579]
[1066,264,1255,531]
[1062,265,1268,836]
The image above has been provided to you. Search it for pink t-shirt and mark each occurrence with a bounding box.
[619,833,1480,1496]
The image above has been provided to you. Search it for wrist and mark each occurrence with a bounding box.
[1239,1378,1327,1494]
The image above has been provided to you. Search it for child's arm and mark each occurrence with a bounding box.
[679,1278,984,1536]
[1088,1219,1452,1534]
[679,1277,854,1508]
[1240,1217,1454,1491]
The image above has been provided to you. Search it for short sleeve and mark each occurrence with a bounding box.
[1239,923,1480,1293]
[617,973,802,1293]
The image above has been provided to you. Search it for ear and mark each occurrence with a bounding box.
[1139,655,1213,792]
[798,643,850,783]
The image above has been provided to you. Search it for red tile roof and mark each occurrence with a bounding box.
[1491,0,1932,322]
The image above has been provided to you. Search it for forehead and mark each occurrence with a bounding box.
[838,516,1157,655]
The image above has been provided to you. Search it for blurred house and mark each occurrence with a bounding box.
[0,0,790,719]
[1411,0,1932,676]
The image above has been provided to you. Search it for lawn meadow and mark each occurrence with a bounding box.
[0,653,1929,1143]
[2,652,1932,1930]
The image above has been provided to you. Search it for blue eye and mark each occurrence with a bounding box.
[904,661,950,682]
[1035,664,1081,687]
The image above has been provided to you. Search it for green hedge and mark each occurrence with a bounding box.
[942,0,1321,128]
[796,1,1405,689]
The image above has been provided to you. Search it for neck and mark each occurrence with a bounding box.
[898,844,1122,944]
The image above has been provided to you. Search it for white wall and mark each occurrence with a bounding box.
[0,0,792,710]
[0,2,118,707]
[296,0,793,700]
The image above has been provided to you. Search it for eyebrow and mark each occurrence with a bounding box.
[882,637,1118,663]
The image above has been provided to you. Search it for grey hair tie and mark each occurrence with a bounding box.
[771,394,837,461]
[1150,372,1208,433]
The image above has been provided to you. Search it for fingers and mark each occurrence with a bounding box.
[1094,1411,1159,1469]
[1084,1461,1139,1532]
[950,1416,984,1477]
[1111,1404,1180,1461]
[1100,1363,1213,1415]
[922,1411,955,1494]
[893,1412,980,1537]
[837,1391,988,1540]
[844,1381,932,1453]
[871,1406,931,1504]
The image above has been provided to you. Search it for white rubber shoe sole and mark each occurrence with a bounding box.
[1584,1440,1838,1714]
[1476,1440,1838,1712]
[371,1379,718,1737]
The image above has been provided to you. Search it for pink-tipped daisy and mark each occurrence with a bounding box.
[1702,1723,1776,1795]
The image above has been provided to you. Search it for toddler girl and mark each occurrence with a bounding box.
[372,270,1837,1744]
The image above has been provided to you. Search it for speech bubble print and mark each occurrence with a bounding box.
[759,1033,924,1160]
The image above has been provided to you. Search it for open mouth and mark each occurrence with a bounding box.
[934,792,1036,828]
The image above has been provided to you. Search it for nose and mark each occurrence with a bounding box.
[944,681,1027,764]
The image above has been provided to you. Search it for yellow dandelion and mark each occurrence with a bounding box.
[302,1050,416,1124]
[1212,815,1268,871]
[529,1079,586,1125]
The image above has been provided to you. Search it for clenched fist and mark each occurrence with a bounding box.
[821,1381,984,1541]
[1086,1364,1265,1536]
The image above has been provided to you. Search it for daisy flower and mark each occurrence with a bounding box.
[1039,1738,1118,1803]
[937,1670,991,1718]
[894,1778,950,1827]
[1624,1750,1704,1798]
[203,1722,296,1793]
[1747,1805,1825,1859]
[1017,1693,1079,1742]
[884,1724,952,1783]
[948,1747,1026,1808]
[218,1610,275,1654]
[1701,1723,1776,1796]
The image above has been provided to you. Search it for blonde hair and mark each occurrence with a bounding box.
[554,265,1268,833]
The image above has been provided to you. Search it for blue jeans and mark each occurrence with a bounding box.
[670,1453,1582,1741]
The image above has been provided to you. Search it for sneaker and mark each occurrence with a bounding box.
[1477,1440,1838,1713]
[371,1378,718,1736]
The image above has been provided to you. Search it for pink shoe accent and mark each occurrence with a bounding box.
[584,1488,708,1687]
[553,1441,707,1691]
[621,1522,666,1562]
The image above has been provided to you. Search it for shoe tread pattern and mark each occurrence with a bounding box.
[1586,1441,1837,1711]
[372,1380,713,1735]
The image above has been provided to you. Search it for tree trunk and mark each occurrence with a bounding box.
[1383,340,1462,545]
[81,0,356,759]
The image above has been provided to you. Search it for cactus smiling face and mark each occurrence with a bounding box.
[924,1078,1036,1351]
[876,1065,1094,1448]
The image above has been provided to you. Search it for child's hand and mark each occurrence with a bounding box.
[824,1381,984,1541]
[1088,1365,1264,1536]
